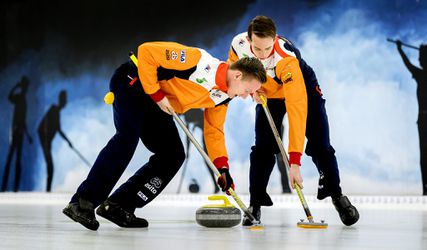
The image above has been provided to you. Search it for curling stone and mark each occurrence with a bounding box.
[196,195,241,228]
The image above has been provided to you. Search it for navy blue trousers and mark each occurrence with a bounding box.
[249,89,342,207]
[71,61,185,212]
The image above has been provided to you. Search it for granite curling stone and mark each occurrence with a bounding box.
[196,195,242,228]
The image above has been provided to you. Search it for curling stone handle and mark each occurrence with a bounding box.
[204,195,233,208]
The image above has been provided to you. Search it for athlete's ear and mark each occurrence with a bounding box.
[234,71,242,80]
[246,35,251,42]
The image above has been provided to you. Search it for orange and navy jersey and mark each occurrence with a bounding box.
[137,41,231,166]
[228,32,307,163]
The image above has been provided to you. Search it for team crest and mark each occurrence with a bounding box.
[282,72,293,83]
[171,51,178,60]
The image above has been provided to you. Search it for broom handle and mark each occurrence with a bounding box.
[172,111,259,224]
[259,95,314,223]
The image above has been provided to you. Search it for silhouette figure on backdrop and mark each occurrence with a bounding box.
[395,40,427,195]
[177,109,219,194]
[38,90,73,192]
[2,76,33,192]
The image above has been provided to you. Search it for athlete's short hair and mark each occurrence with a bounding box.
[230,57,267,84]
[247,15,277,40]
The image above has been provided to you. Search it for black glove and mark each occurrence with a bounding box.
[217,168,234,194]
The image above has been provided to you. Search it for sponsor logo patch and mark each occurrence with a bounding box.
[204,64,211,73]
[238,39,245,46]
[210,89,223,98]
[180,50,186,63]
[137,191,148,201]
[171,51,178,60]
[281,72,293,83]
[150,177,163,189]
[196,77,208,84]
[145,183,157,194]
[165,49,171,60]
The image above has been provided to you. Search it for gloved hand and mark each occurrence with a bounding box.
[217,168,234,194]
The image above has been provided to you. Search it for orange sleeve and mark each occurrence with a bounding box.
[137,42,201,96]
[203,104,229,166]
[276,57,307,159]
[227,46,239,63]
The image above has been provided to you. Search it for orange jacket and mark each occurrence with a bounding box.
[228,33,307,165]
[137,42,231,167]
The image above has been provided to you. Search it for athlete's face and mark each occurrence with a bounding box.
[249,34,275,59]
[228,72,262,99]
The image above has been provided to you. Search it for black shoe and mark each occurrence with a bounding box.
[63,198,100,231]
[96,200,148,228]
[242,206,261,226]
[332,195,359,226]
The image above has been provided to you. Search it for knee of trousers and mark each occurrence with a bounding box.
[168,146,186,169]
[154,146,186,175]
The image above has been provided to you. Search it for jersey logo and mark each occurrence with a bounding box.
[165,49,171,60]
[282,72,293,83]
[210,89,224,99]
[204,64,211,73]
[150,177,163,189]
[180,50,186,63]
[137,191,148,201]
[196,78,208,84]
[171,50,178,60]
[238,39,245,46]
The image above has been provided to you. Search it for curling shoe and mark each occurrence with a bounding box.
[63,198,100,231]
[332,195,359,226]
[242,205,261,226]
[96,200,148,228]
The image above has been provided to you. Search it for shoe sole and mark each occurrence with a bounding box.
[63,207,99,231]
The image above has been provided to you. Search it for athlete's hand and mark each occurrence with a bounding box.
[289,164,303,189]
[156,96,174,115]
[217,168,235,195]
[252,89,266,104]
